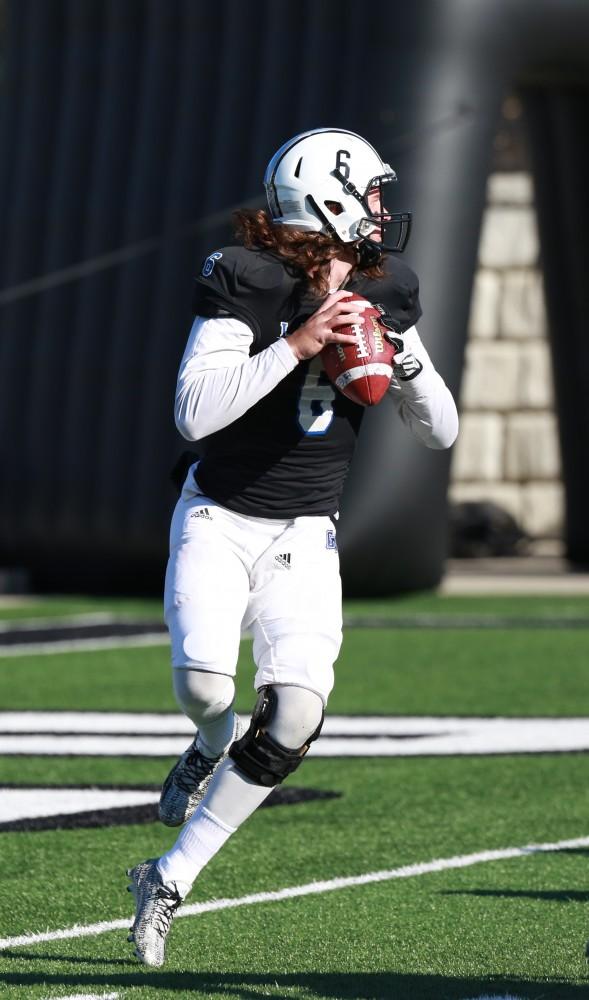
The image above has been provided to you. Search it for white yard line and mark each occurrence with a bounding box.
[42,994,119,1000]
[0,634,168,656]
[1,714,588,756]
[1,834,588,951]
[3,711,588,735]
[0,710,197,733]
[0,613,127,632]
[1,788,159,823]
[463,995,525,1000]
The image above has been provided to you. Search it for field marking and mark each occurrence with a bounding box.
[42,994,119,1000]
[1,833,588,952]
[1,788,158,823]
[0,634,168,656]
[0,613,121,632]
[1,712,589,756]
[5,710,589,735]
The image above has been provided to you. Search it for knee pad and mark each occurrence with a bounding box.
[172,669,235,726]
[229,685,324,787]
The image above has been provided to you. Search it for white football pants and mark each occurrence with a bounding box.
[163,467,343,704]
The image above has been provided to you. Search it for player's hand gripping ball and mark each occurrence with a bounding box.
[321,294,402,406]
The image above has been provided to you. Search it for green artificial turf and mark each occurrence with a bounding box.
[1,626,588,715]
[1,756,589,998]
[344,592,589,621]
[1,594,589,999]
[2,591,589,623]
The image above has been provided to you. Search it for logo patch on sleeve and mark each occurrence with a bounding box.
[201,251,223,277]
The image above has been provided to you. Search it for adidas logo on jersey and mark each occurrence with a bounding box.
[274,552,292,570]
[189,507,213,520]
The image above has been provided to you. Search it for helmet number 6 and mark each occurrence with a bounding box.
[335,149,351,180]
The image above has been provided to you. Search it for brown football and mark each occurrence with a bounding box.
[321,294,399,406]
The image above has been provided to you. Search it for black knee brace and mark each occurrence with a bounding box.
[229,686,324,787]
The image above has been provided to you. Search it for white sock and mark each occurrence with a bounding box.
[157,805,236,888]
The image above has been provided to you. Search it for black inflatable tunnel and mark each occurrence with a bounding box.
[0,0,588,595]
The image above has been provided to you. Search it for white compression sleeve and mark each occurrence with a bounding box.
[172,669,237,757]
[174,315,298,440]
[387,326,459,450]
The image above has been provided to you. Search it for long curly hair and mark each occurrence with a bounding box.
[233,209,384,296]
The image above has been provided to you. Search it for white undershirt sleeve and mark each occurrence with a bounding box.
[175,316,458,450]
[174,315,298,441]
[387,326,459,449]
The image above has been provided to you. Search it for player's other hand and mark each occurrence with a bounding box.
[286,291,368,362]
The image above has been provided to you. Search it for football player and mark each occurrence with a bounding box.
[126,127,459,966]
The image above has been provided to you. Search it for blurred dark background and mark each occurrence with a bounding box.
[1,0,588,596]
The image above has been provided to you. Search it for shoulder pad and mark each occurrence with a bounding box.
[353,256,422,334]
[192,246,290,337]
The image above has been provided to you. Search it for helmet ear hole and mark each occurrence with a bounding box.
[324,200,344,216]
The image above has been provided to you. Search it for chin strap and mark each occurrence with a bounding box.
[331,167,384,267]
[355,238,384,268]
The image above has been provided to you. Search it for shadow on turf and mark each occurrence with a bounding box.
[1,951,135,965]
[442,889,589,903]
[0,968,588,999]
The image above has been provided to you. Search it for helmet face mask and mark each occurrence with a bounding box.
[264,128,412,258]
[337,171,412,254]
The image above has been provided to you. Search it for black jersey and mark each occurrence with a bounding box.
[189,246,421,518]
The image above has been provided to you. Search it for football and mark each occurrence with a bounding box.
[321,293,401,406]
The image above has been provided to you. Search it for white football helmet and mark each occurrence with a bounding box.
[264,128,411,260]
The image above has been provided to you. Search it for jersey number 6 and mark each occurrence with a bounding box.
[297,357,336,435]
